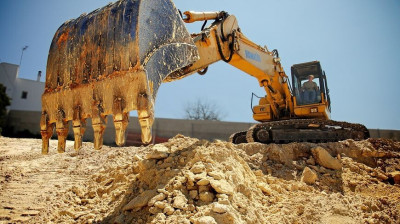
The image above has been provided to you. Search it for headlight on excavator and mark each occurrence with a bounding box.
[311,108,318,113]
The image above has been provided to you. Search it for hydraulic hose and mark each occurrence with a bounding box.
[215,29,235,63]
[197,67,208,75]
[251,93,263,114]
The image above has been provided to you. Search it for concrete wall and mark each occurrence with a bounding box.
[5,110,400,145]
[368,129,400,141]
[5,110,253,145]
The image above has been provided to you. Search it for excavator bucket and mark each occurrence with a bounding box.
[41,0,199,154]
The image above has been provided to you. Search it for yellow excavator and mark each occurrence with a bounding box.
[40,0,369,154]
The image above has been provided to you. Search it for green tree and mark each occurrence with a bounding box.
[0,83,11,134]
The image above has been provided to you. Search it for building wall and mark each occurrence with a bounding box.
[0,62,44,112]
[11,78,44,111]
[0,63,18,98]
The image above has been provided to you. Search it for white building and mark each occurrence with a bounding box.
[0,62,44,112]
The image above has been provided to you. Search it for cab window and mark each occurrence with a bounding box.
[295,76,321,105]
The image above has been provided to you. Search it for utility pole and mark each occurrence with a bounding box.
[19,45,28,66]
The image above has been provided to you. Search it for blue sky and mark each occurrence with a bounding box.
[0,0,399,130]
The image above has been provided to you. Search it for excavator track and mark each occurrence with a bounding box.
[229,131,247,144]
[230,119,369,144]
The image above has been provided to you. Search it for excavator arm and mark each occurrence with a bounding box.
[169,11,294,120]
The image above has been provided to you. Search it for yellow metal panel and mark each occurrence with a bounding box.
[294,104,329,119]
[252,105,272,122]
[253,113,272,122]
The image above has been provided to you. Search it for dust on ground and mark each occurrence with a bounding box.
[0,135,399,224]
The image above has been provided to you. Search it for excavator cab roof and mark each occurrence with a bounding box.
[291,61,323,80]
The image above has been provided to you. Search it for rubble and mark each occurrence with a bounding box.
[0,136,399,223]
[195,216,217,224]
[311,146,343,170]
[123,190,158,211]
[301,167,318,185]
[390,171,400,184]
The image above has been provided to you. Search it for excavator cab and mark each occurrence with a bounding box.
[291,61,331,119]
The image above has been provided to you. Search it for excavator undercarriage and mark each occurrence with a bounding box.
[230,119,370,144]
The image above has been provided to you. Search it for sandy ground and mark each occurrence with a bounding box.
[0,135,399,224]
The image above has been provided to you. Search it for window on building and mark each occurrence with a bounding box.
[21,91,28,99]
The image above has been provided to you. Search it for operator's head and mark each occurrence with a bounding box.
[308,75,314,81]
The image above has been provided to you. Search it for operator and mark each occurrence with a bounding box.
[301,75,319,103]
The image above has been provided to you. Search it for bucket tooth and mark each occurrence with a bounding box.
[73,106,86,150]
[73,125,85,150]
[92,105,107,150]
[92,117,106,150]
[138,116,153,144]
[137,93,154,144]
[41,125,54,154]
[92,122,106,150]
[56,109,68,153]
[40,112,54,154]
[113,97,128,146]
[113,113,129,146]
[56,127,69,153]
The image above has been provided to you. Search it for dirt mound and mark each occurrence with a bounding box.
[0,135,399,223]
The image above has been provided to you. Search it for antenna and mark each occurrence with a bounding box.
[19,45,29,66]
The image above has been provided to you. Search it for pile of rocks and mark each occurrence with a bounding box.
[110,137,261,224]
[18,135,399,224]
